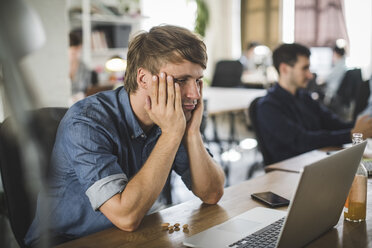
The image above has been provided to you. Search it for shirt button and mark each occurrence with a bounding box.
[131,135,135,139]
[140,134,145,138]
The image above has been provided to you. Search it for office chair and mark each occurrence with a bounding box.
[327,68,363,121]
[0,107,67,248]
[248,97,273,167]
[211,60,243,87]
[353,79,370,120]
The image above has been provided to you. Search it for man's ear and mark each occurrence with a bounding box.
[137,67,149,89]
[279,63,289,75]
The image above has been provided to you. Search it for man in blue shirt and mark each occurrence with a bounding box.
[256,43,372,164]
[25,25,225,246]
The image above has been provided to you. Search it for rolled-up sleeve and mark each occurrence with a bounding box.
[86,173,128,210]
[61,113,129,210]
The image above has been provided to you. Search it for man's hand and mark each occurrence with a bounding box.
[185,81,204,137]
[352,115,372,138]
[144,72,186,137]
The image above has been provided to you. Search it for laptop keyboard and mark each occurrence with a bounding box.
[228,217,285,248]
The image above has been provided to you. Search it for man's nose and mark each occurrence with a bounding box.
[185,81,201,99]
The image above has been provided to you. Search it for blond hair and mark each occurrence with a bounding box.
[123,25,207,94]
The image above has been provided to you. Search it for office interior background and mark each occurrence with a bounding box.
[0,0,372,247]
[0,0,371,121]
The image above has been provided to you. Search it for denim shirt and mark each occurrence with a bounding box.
[25,87,193,245]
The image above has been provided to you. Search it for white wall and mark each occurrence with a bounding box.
[0,0,70,121]
[139,0,240,83]
[23,0,70,107]
[204,0,241,81]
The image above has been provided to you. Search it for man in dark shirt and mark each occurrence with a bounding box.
[25,25,225,245]
[256,43,372,164]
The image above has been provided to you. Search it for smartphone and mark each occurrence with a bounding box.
[251,191,290,208]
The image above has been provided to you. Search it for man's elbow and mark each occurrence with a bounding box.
[115,215,142,232]
[201,188,224,205]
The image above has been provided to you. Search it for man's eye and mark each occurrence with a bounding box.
[174,79,187,84]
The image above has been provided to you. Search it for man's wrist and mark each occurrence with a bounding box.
[160,131,184,145]
[184,131,202,144]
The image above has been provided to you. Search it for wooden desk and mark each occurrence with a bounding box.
[56,171,372,248]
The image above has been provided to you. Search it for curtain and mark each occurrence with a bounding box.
[294,0,349,47]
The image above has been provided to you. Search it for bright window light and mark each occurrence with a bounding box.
[344,0,372,78]
[140,0,197,31]
[282,0,295,43]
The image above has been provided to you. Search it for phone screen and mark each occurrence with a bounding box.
[251,191,290,208]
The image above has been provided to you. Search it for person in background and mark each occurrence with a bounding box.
[69,30,96,104]
[255,43,372,164]
[25,25,225,246]
[239,41,260,71]
[323,40,347,105]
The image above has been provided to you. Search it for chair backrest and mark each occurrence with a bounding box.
[0,107,67,248]
[328,68,363,120]
[248,97,272,166]
[336,68,363,104]
[353,79,370,120]
[211,60,243,87]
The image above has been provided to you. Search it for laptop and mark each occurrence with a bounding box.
[183,141,367,248]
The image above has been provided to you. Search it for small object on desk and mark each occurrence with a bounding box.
[326,150,340,155]
[168,229,174,234]
[175,227,180,231]
[174,223,180,227]
[168,225,174,230]
[161,222,170,230]
[251,191,290,208]
[182,224,189,229]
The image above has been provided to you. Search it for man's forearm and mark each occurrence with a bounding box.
[184,133,225,204]
[100,133,182,231]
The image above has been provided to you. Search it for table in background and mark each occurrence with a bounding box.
[203,87,266,115]
[203,87,266,184]
[202,87,266,145]
[56,170,372,248]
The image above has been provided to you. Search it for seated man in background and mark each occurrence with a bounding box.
[256,43,372,164]
[239,41,260,71]
[25,25,225,246]
[69,30,97,104]
[323,40,347,105]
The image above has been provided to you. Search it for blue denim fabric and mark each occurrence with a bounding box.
[25,86,192,245]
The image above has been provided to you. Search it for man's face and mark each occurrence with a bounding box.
[154,60,203,121]
[287,55,313,90]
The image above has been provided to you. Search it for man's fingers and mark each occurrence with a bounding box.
[144,96,151,111]
[167,75,175,107]
[151,75,158,105]
[158,72,167,105]
[174,83,182,112]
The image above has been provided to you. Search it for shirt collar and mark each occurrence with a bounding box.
[273,83,304,99]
